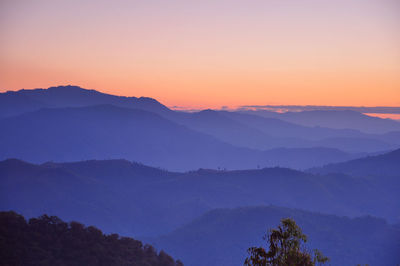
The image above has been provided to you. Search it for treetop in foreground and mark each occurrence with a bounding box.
[245,218,329,266]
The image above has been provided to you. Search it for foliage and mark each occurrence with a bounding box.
[0,211,183,266]
[244,218,329,266]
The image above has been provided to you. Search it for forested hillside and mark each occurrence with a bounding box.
[0,211,182,266]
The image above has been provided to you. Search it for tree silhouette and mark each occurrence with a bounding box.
[0,211,183,266]
[245,218,329,266]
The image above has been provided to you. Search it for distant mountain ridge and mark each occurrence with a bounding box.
[2,85,400,154]
[241,109,400,134]
[179,110,399,152]
[0,104,370,170]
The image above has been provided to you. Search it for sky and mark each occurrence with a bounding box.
[1,0,399,109]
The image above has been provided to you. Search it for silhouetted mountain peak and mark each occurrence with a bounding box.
[194,109,220,117]
[137,96,163,104]
[0,85,170,117]
[20,85,98,96]
[47,85,87,91]
[40,85,167,107]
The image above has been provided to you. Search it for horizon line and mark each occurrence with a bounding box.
[2,85,400,115]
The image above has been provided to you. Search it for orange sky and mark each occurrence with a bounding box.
[1,0,399,109]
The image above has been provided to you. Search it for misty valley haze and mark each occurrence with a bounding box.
[1,86,399,265]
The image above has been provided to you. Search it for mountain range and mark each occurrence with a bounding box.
[1,85,399,171]
[0,104,373,171]
[1,148,399,237]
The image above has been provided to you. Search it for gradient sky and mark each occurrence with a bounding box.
[1,0,399,109]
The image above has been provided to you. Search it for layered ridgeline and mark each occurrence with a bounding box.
[1,86,400,171]
[1,149,399,237]
[0,211,182,266]
[151,206,400,266]
[0,150,399,265]
[0,103,375,171]
[165,109,399,152]
[241,109,400,134]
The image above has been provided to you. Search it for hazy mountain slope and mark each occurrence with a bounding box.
[152,206,400,266]
[165,110,283,149]
[0,159,197,236]
[220,110,365,140]
[163,109,398,152]
[381,131,400,145]
[309,149,400,222]
[313,136,395,153]
[0,92,48,118]
[1,158,398,239]
[145,167,398,221]
[163,109,319,150]
[0,85,170,117]
[215,110,398,152]
[310,148,400,177]
[0,159,122,232]
[242,109,400,134]
[52,159,180,184]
